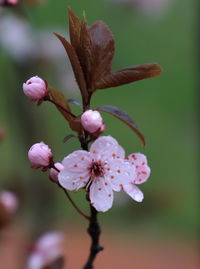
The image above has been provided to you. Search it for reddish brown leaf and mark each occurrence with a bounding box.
[68,98,82,107]
[48,88,74,122]
[95,63,163,89]
[97,105,146,145]
[63,134,77,143]
[69,117,82,134]
[68,8,81,50]
[78,16,93,86]
[54,33,89,104]
[88,21,115,91]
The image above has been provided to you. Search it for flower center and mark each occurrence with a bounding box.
[89,161,105,178]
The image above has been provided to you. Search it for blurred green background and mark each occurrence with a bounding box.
[0,0,198,249]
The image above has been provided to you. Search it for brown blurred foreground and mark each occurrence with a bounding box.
[0,224,199,269]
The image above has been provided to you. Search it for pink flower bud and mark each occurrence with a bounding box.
[23,76,47,101]
[49,162,64,183]
[81,110,103,133]
[0,191,18,214]
[28,142,53,169]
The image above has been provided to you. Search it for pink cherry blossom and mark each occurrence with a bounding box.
[49,162,64,182]
[123,153,151,202]
[58,136,136,212]
[27,231,64,269]
[81,110,103,133]
[28,142,53,169]
[23,76,47,101]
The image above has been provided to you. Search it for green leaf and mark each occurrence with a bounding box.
[95,63,163,89]
[97,105,146,145]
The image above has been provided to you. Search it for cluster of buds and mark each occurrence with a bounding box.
[0,190,18,229]
[27,232,64,269]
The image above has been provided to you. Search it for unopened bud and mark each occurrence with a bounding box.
[81,110,103,133]
[28,142,53,169]
[23,76,47,101]
[49,162,64,183]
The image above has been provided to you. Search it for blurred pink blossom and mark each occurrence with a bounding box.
[0,190,18,214]
[27,231,64,269]
[28,142,53,169]
[111,0,171,16]
[58,136,136,212]
[81,110,104,133]
[23,76,47,101]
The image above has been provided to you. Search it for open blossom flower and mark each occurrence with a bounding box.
[28,142,53,169]
[58,136,136,212]
[23,76,47,101]
[27,231,64,269]
[123,153,151,202]
[81,110,104,133]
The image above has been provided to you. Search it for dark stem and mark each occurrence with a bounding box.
[61,187,90,220]
[45,97,75,118]
[83,205,103,269]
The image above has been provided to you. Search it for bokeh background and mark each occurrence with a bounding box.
[0,0,198,268]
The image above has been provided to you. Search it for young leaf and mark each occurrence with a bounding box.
[68,98,82,107]
[97,105,146,145]
[68,8,81,50]
[63,134,77,143]
[48,88,74,122]
[54,33,89,105]
[88,21,115,91]
[95,63,163,89]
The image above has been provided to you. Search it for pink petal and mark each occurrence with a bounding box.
[134,165,151,184]
[105,159,136,192]
[89,179,114,212]
[62,150,92,173]
[90,136,124,160]
[123,183,144,202]
[127,153,148,167]
[58,169,89,191]
[128,153,151,184]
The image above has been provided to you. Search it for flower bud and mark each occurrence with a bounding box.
[81,110,103,133]
[49,162,64,183]
[23,76,47,101]
[28,142,53,169]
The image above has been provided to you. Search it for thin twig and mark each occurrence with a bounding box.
[46,97,76,118]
